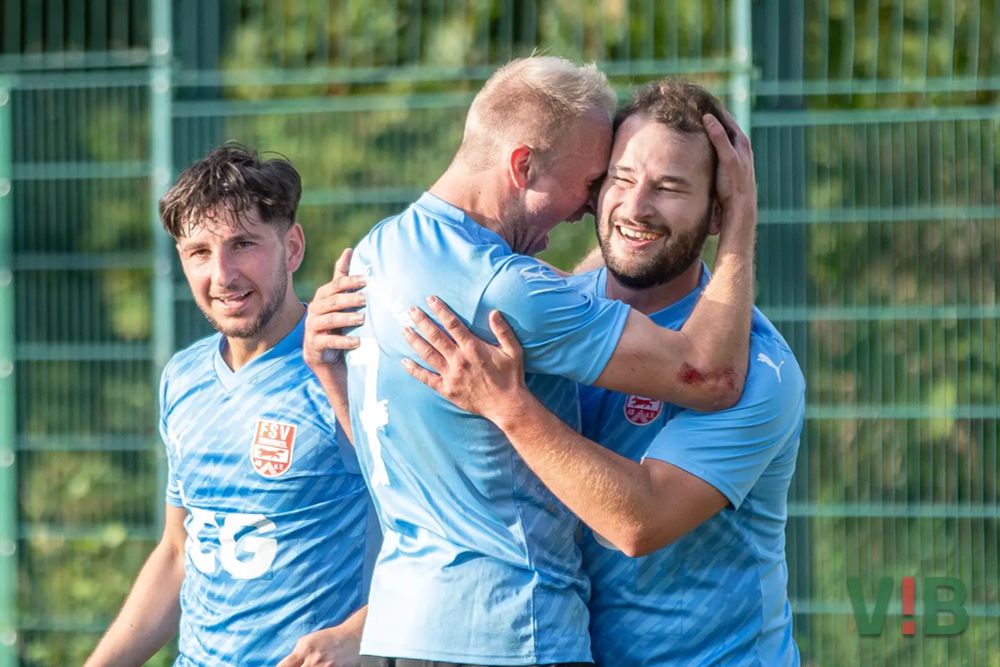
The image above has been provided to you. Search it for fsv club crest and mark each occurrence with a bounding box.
[251,419,297,477]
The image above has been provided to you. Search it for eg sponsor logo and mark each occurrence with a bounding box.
[847,576,969,637]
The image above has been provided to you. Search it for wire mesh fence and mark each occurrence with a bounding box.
[1,1,997,665]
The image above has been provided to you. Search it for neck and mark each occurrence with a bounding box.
[429,167,514,244]
[606,260,703,315]
[222,295,304,371]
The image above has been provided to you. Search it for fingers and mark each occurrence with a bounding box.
[333,247,353,280]
[276,653,302,667]
[408,306,458,357]
[703,114,738,163]
[401,357,443,393]
[401,325,448,373]
[309,331,361,354]
[312,275,367,301]
[309,292,368,326]
[425,296,477,347]
[488,310,523,361]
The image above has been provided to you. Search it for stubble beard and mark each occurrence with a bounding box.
[201,258,289,341]
[598,205,712,289]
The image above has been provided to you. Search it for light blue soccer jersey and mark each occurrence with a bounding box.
[160,315,374,667]
[572,267,804,667]
[345,193,630,664]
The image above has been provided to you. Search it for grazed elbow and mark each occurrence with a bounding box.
[677,362,745,411]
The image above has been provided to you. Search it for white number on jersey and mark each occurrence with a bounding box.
[349,337,390,486]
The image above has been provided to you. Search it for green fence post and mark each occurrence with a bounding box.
[0,75,17,667]
[729,0,753,136]
[150,0,174,531]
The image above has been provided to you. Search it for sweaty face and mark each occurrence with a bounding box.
[176,208,295,341]
[512,112,613,255]
[597,115,716,289]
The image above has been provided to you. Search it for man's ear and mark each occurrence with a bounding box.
[285,223,306,272]
[708,200,723,236]
[507,145,533,190]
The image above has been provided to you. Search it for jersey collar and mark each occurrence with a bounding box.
[596,261,711,327]
[414,192,512,252]
[213,312,306,393]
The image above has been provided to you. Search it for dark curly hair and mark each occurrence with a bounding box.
[159,143,302,239]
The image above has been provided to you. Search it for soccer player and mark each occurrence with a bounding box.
[85,145,374,667]
[305,58,758,667]
[401,81,804,666]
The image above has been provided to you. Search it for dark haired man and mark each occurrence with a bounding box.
[86,144,374,667]
[400,81,804,665]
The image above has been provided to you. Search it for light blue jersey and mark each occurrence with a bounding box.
[161,315,374,667]
[573,267,804,667]
[346,193,630,664]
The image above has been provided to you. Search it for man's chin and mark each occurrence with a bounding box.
[203,312,265,340]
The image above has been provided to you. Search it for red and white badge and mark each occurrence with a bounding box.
[250,419,297,477]
[623,395,663,426]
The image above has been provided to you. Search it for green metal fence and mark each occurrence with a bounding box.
[2,1,997,665]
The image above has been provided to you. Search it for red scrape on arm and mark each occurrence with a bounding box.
[678,364,738,392]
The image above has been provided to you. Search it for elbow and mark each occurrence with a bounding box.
[680,362,746,412]
[608,524,675,559]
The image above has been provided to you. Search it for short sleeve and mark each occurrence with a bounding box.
[479,255,630,384]
[159,364,184,508]
[643,337,805,509]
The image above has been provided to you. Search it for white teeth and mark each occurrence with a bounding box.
[618,226,661,241]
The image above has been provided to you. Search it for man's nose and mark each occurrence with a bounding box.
[211,247,238,287]
[620,184,653,222]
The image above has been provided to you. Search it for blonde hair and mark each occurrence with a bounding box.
[456,56,615,170]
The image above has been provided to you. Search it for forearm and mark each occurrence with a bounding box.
[314,360,354,444]
[492,390,658,557]
[681,207,755,379]
[573,245,605,274]
[85,541,184,667]
[338,604,367,642]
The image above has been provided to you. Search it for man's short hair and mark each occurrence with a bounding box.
[159,143,302,239]
[457,56,616,169]
[615,79,736,195]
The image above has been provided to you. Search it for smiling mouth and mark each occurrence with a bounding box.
[213,291,252,310]
[616,224,665,243]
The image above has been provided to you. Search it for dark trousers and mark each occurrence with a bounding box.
[361,658,592,667]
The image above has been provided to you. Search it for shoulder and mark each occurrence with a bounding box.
[160,334,219,398]
[485,255,584,303]
[740,310,805,413]
[564,268,603,297]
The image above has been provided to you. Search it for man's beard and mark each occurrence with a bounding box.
[202,261,289,340]
[597,204,712,289]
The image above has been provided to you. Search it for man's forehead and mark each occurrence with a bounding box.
[612,115,713,165]
[177,206,267,242]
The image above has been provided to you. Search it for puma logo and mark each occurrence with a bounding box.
[756,352,785,382]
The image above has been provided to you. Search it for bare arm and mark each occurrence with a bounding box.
[573,245,604,274]
[304,248,365,443]
[596,113,757,411]
[277,604,368,667]
[84,505,187,667]
[402,306,727,556]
